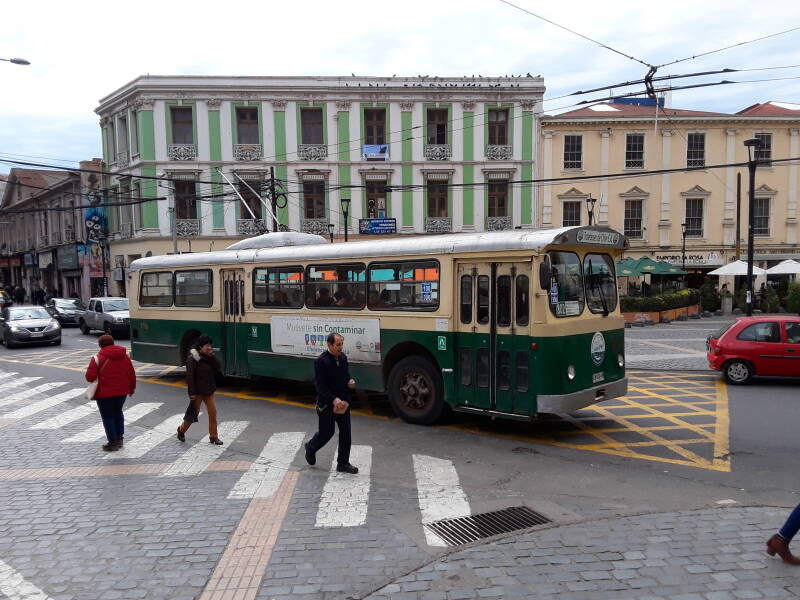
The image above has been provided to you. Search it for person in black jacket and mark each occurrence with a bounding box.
[177,334,224,445]
[304,332,358,474]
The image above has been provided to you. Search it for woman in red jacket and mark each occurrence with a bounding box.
[85,334,137,451]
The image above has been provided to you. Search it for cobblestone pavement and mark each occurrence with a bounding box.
[365,506,800,600]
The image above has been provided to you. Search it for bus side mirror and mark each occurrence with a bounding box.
[539,260,551,290]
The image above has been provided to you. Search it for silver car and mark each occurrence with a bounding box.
[0,305,62,348]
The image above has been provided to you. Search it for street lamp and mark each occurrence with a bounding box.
[340,198,351,242]
[327,222,334,243]
[585,196,597,226]
[681,222,687,273]
[743,138,763,316]
[0,57,30,66]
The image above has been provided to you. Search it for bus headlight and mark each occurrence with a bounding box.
[567,365,576,380]
[618,354,625,368]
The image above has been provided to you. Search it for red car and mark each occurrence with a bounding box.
[707,316,800,384]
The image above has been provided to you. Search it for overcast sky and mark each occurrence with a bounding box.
[1,0,799,174]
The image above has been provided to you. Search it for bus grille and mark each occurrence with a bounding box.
[425,506,550,546]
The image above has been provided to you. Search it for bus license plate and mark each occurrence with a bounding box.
[30,332,43,337]
[592,372,604,384]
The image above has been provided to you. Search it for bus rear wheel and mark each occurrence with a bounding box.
[387,357,443,425]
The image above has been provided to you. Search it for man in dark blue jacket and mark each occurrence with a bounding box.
[305,332,358,474]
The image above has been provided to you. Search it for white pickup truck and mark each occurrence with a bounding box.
[77,296,131,337]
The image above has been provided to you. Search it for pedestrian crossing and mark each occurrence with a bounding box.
[0,373,475,546]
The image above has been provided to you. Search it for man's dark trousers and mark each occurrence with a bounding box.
[307,406,351,466]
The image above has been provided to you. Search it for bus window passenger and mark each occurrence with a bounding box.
[316,288,334,307]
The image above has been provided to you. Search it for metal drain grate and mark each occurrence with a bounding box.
[426,506,551,546]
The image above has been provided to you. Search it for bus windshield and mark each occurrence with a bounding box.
[584,253,617,314]
[548,251,584,317]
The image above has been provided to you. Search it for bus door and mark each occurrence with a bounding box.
[221,269,249,378]
[455,261,532,415]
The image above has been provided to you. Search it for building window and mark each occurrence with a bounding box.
[687,132,705,167]
[107,126,116,159]
[238,181,263,219]
[428,183,448,217]
[365,182,387,218]
[236,107,259,145]
[303,181,325,219]
[301,108,323,144]
[562,200,582,227]
[132,182,142,229]
[170,107,194,144]
[487,109,508,145]
[755,132,772,163]
[488,182,508,217]
[563,135,582,170]
[426,108,448,144]
[364,108,386,145]
[174,179,197,219]
[130,111,139,155]
[754,197,770,236]
[117,116,128,155]
[684,198,704,237]
[625,133,645,169]
[624,199,643,238]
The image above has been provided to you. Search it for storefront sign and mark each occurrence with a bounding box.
[57,244,79,270]
[359,218,397,235]
[655,252,723,267]
[8,256,21,267]
[78,244,105,278]
[38,251,54,269]
[0,258,8,268]
[23,253,34,266]
[270,316,381,362]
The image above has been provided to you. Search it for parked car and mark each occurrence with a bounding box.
[45,297,86,325]
[0,305,62,348]
[707,316,800,384]
[77,297,130,337]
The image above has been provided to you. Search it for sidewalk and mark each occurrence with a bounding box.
[364,506,800,600]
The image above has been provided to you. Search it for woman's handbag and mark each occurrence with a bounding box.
[85,355,108,400]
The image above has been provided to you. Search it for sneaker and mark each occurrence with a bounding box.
[177,428,185,442]
[209,437,223,445]
[336,463,358,474]
[304,442,316,466]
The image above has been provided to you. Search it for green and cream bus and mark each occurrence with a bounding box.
[127,226,628,425]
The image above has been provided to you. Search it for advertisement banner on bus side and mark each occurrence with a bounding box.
[270,316,381,362]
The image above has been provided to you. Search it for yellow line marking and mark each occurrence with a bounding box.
[712,379,731,469]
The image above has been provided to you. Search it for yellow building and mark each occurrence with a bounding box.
[540,100,800,284]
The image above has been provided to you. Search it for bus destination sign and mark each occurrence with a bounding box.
[576,230,620,246]
[359,218,397,235]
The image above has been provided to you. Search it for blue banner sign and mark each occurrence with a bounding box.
[359,218,397,235]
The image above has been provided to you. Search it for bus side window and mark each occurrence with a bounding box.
[497,275,511,327]
[460,275,472,324]
[516,275,529,326]
[477,275,489,324]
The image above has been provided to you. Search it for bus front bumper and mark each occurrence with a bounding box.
[536,377,628,415]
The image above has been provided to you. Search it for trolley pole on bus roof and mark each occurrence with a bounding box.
[269,166,277,232]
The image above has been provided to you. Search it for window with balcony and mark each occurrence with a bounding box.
[170,107,194,144]
[364,108,386,145]
[427,183,448,217]
[174,179,197,220]
[365,183,387,218]
[488,182,508,217]
[625,133,645,169]
[563,135,582,170]
[754,197,770,236]
[487,109,508,145]
[562,200,582,227]
[238,181,263,220]
[117,116,129,157]
[624,199,643,238]
[686,132,705,167]
[755,132,772,164]
[301,108,324,144]
[236,107,259,145]
[684,198,704,237]
[426,109,448,144]
[303,181,325,219]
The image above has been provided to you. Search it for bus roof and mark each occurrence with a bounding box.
[128,226,626,272]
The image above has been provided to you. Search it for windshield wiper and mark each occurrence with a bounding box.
[588,259,609,317]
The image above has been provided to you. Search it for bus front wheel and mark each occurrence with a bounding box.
[387,357,444,425]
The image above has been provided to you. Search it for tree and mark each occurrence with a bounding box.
[787,281,800,313]
[700,279,718,311]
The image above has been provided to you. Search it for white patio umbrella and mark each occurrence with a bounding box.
[707,260,767,276]
[766,259,800,275]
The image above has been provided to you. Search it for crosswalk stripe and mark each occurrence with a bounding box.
[228,431,305,499]
[104,413,183,459]
[4,388,85,419]
[0,558,54,600]
[0,371,19,382]
[314,445,372,528]
[0,382,69,410]
[413,454,471,547]
[161,421,249,477]
[62,402,162,443]
[0,377,42,400]
[30,401,96,430]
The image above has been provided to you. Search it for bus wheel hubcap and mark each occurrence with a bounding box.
[400,371,430,410]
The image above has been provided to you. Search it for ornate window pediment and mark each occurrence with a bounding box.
[557,187,587,199]
[681,185,711,197]
[756,184,778,197]
[619,186,649,198]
